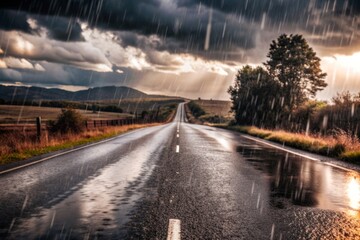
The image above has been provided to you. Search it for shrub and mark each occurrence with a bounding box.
[49,108,85,134]
[341,151,360,163]
[329,143,346,157]
[188,101,205,118]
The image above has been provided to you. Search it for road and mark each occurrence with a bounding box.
[0,103,360,239]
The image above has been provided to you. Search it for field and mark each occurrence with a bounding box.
[193,100,232,118]
[193,100,233,120]
[99,97,184,113]
[0,98,180,164]
[0,105,133,124]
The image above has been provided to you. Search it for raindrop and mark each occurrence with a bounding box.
[8,218,16,233]
[261,13,266,30]
[204,8,212,51]
[322,115,328,129]
[256,193,261,209]
[21,194,28,214]
[270,223,275,240]
[222,22,227,38]
[50,211,56,229]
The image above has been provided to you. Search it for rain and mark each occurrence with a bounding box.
[0,0,360,239]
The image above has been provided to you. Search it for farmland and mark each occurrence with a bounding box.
[0,105,132,124]
[193,100,232,118]
[99,97,184,114]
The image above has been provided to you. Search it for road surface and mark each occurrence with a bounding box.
[0,103,359,239]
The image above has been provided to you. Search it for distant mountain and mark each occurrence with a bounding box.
[0,85,152,102]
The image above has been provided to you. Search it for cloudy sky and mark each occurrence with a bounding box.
[0,0,359,100]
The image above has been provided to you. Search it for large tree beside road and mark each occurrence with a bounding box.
[265,34,327,112]
[229,34,328,128]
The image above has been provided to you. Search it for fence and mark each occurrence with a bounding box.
[85,118,145,129]
[0,117,154,134]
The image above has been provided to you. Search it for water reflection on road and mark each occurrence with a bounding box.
[237,144,360,218]
[7,124,173,239]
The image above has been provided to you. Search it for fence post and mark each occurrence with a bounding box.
[36,117,41,142]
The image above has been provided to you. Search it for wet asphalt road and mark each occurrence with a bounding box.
[0,103,360,239]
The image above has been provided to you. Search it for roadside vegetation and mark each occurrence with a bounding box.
[225,34,360,164]
[0,123,161,165]
[187,101,206,118]
[186,100,232,124]
[0,104,177,165]
[223,126,360,160]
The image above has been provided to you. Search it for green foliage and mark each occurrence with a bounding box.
[228,34,329,132]
[228,65,280,127]
[309,91,360,136]
[157,104,177,122]
[90,104,123,113]
[188,101,206,118]
[138,104,177,122]
[199,114,226,123]
[265,34,327,111]
[49,108,86,134]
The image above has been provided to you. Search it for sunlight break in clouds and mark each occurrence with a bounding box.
[0,0,360,99]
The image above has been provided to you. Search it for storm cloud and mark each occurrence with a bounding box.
[0,0,359,99]
[1,1,359,55]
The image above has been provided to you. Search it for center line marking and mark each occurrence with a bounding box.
[176,145,179,153]
[177,134,179,138]
[167,219,181,240]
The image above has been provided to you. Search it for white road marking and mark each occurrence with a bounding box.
[167,219,181,240]
[176,145,180,153]
[177,134,179,138]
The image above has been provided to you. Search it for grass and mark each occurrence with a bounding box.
[341,151,360,163]
[185,100,233,124]
[98,98,184,114]
[0,123,160,165]
[193,100,233,119]
[222,125,360,164]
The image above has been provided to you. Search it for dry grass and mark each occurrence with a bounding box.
[0,105,131,124]
[225,125,360,163]
[0,123,160,165]
[193,100,233,118]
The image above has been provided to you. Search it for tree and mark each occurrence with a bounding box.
[265,34,327,112]
[188,101,205,118]
[50,108,85,134]
[228,65,280,127]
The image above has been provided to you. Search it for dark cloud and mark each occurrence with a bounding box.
[0,9,32,33]
[0,0,256,58]
[0,9,84,42]
[0,0,358,63]
[0,0,359,101]
[36,16,84,42]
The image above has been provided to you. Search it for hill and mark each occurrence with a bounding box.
[0,85,152,102]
